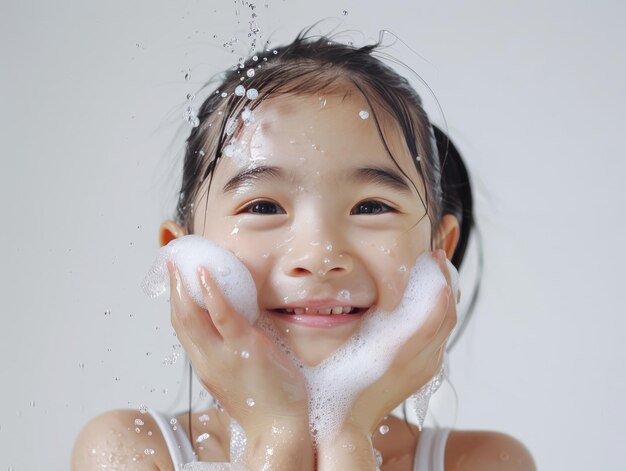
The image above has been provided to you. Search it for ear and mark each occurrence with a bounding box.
[437,214,460,261]
[159,220,187,247]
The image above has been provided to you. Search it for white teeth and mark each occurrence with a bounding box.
[279,306,356,315]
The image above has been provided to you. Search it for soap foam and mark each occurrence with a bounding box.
[141,235,259,325]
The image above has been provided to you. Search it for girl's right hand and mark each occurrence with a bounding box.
[166,261,310,438]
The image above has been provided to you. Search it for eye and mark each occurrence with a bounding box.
[243,200,285,215]
[350,200,394,215]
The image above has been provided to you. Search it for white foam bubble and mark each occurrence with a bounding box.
[141,235,259,324]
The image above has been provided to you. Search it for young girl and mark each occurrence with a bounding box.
[72,32,535,470]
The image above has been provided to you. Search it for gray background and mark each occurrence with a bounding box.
[2,0,625,469]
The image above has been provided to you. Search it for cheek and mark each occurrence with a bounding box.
[361,229,429,311]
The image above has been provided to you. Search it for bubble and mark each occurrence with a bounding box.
[323,258,331,265]
[196,432,211,443]
[139,404,148,414]
[235,85,246,96]
[221,92,228,98]
[144,448,155,455]
[240,350,250,359]
[170,418,177,425]
[135,418,144,426]
[399,265,407,272]
[359,110,370,120]
[246,398,255,407]
[246,88,259,100]
[415,155,421,162]
[253,55,258,61]
[272,50,278,54]
[246,68,255,78]
[199,414,210,423]
[135,427,141,433]
[378,425,389,435]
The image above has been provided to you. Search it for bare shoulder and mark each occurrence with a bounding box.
[71,409,172,470]
[446,430,536,471]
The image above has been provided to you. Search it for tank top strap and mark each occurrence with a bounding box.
[148,409,198,470]
[413,427,451,471]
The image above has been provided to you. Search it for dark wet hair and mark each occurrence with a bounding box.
[175,31,473,270]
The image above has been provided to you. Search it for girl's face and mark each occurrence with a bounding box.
[193,90,432,366]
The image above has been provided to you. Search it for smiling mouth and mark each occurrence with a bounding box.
[273,307,364,315]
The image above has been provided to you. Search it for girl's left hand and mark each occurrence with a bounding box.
[342,249,457,437]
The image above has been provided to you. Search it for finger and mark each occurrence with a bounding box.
[197,265,251,346]
[167,260,221,350]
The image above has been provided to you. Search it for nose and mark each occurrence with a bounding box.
[281,238,354,279]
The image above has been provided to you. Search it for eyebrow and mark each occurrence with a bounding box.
[222,165,284,194]
[351,166,413,193]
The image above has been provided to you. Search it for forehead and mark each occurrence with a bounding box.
[213,90,423,185]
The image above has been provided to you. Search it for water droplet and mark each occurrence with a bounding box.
[199,414,210,423]
[325,242,333,251]
[184,71,191,81]
[342,10,348,15]
[415,155,421,162]
[139,404,148,414]
[399,265,407,272]
[78,362,85,369]
[323,258,331,264]
[223,145,235,157]
[147,431,153,436]
[379,424,389,435]
[246,68,255,78]
[196,432,211,443]
[221,92,228,98]
[359,110,369,120]
[272,50,278,55]
[246,398,255,407]
[29,400,35,408]
[235,85,246,96]
[186,93,195,101]
[104,310,111,316]
[240,350,250,359]
[135,427,141,433]
[337,289,350,300]
[170,418,177,425]
[246,88,259,100]
[144,448,155,455]
[135,418,144,426]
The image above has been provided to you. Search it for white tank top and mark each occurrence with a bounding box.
[149,409,449,470]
